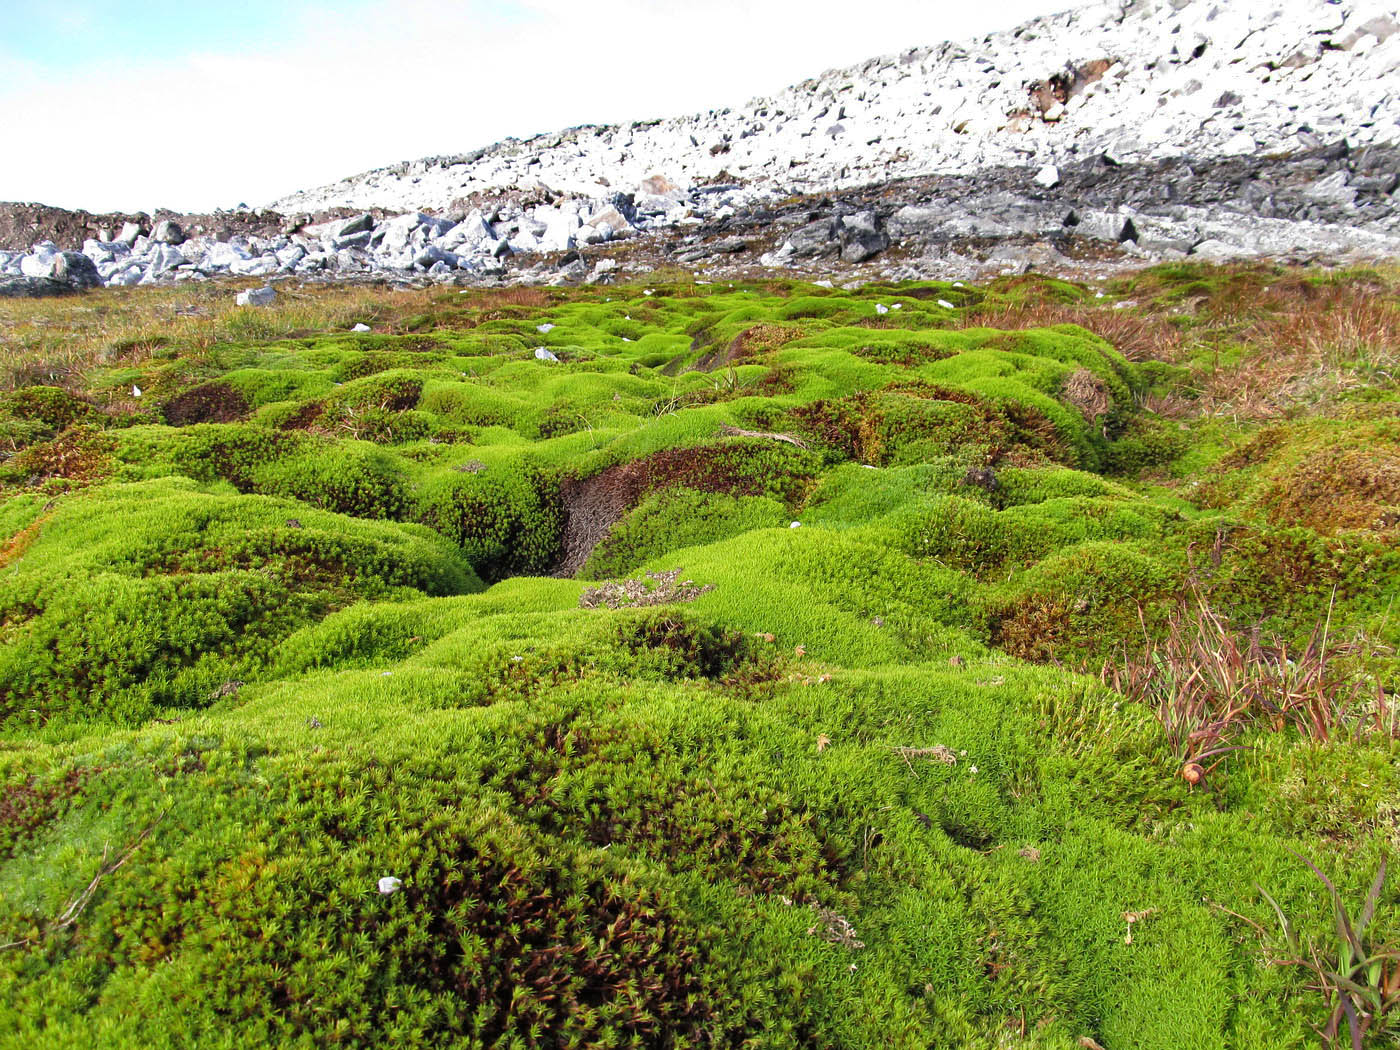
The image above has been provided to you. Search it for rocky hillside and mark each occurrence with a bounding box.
[2,0,1398,298]
[273,0,1400,212]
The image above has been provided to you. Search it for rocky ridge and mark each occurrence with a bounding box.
[3,0,1398,296]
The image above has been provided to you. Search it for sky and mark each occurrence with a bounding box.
[0,0,1069,214]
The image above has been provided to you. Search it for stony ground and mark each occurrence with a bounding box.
[0,263,1396,1048]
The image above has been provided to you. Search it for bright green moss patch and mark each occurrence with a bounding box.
[0,478,479,730]
[0,268,1396,1047]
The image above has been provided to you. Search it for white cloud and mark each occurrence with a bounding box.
[0,0,1068,213]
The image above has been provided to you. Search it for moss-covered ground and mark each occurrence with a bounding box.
[0,265,1396,1047]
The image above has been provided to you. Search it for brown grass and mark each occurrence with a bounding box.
[0,281,445,392]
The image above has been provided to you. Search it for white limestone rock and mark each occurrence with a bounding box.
[235,285,277,307]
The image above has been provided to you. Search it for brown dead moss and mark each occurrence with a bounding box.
[6,425,116,486]
[1261,447,1400,534]
[0,518,44,570]
[161,381,250,426]
[991,594,1073,663]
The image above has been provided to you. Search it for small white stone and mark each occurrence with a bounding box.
[874,303,889,314]
[132,385,142,397]
[378,876,402,895]
[789,521,802,529]
[534,347,559,362]
[891,303,903,310]
[1034,163,1061,188]
[536,323,555,333]
[352,323,371,332]
[936,300,955,309]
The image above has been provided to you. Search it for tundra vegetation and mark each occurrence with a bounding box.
[0,264,1396,1048]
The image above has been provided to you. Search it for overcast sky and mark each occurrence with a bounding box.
[2,0,1069,214]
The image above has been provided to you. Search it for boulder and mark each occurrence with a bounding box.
[1305,171,1356,206]
[838,213,889,262]
[0,276,78,298]
[19,242,61,278]
[335,212,375,238]
[785,218,841,257]
[202,242,253,269]
[332,230,373,250]
[440,214,493,250]
[146,243,187,277]
[152,219,186,245]
[1220,132,1257,157]
[235,285,277,307]
[115,221,145,245]
[1034,164,1061,188]
[51,251,101,290]
[230,255,278,277]
[587,205,634,239]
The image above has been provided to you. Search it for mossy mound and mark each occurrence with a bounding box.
[0,478,478,730]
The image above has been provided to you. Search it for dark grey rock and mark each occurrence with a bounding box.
[336,212,375,237]
[840,226,890,262]
[51,251,101,290]
[0,276,79,298]
[785,218,842,257]
[152,219,186,245]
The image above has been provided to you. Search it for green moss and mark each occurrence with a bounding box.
[0,270,1395,1047]
[581,489,788,579]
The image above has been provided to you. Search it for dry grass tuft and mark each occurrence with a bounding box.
[1062,367,1112,420]
[579,568,715,610]
[1104,589,1395,777]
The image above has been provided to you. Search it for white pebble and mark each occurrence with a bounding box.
[536,323,555,333]
[789,521,802,529]
[351,323,371,333]
[937,300,955,310]
[378,876,402,895]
